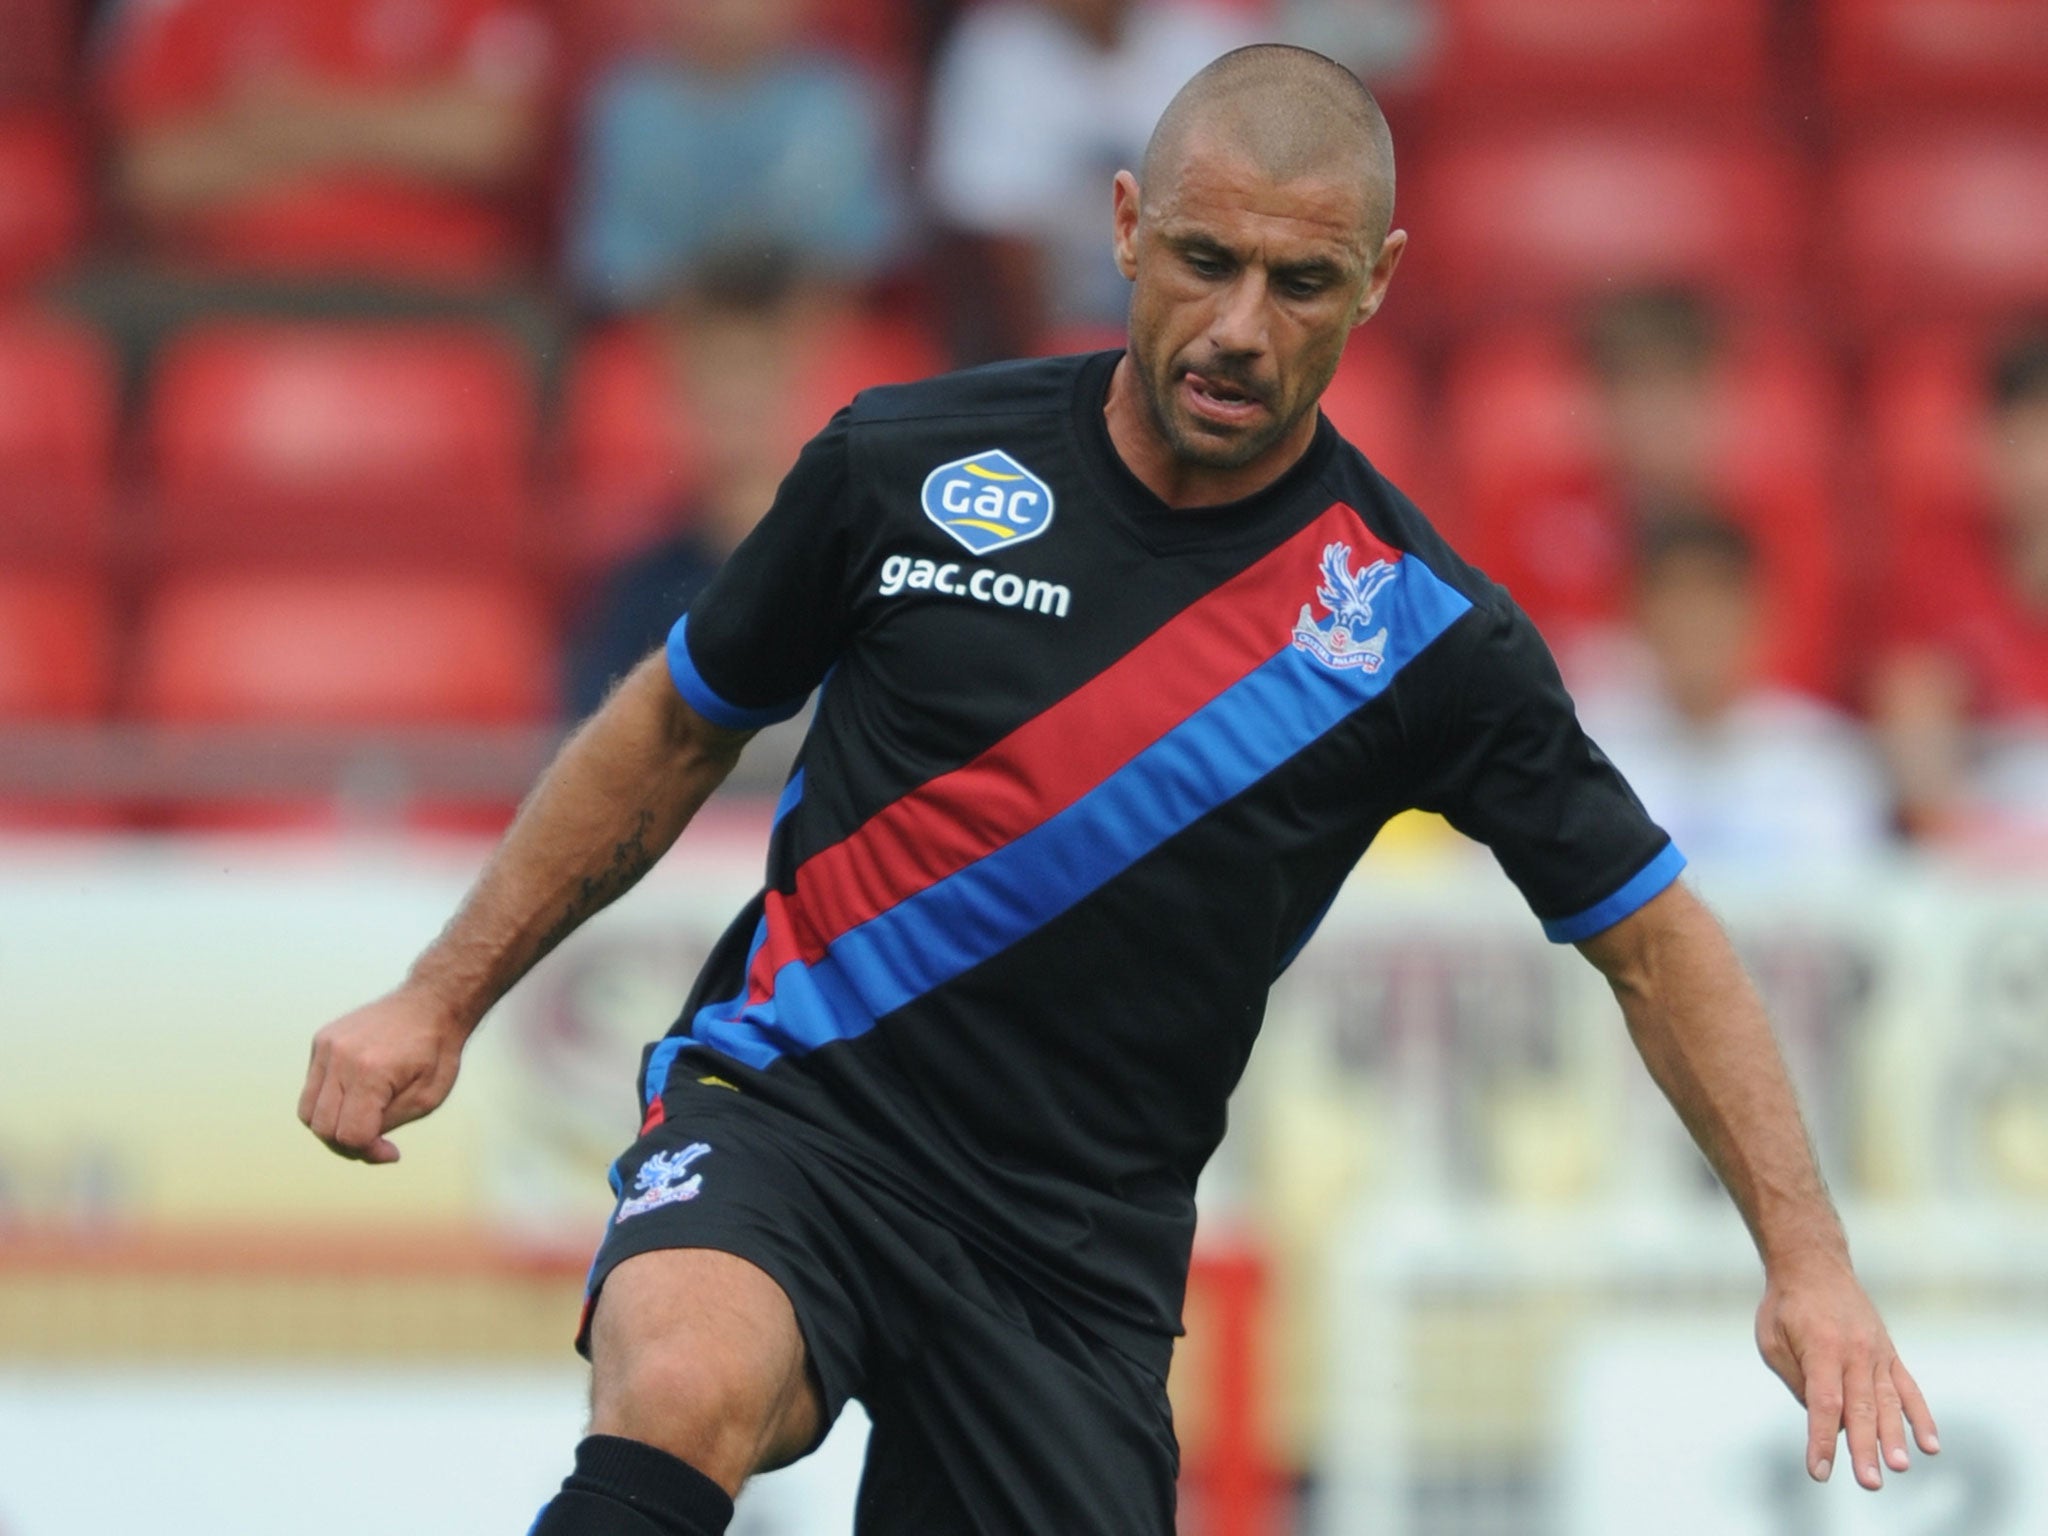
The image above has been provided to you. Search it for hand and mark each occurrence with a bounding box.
[297,986,469,1164]
[1755,1257,1939,1489]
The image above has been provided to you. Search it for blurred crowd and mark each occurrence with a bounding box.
[0,0,2046,859]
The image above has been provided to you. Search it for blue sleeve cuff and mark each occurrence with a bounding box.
[666,613,807,731]
[1540,842,1688,943]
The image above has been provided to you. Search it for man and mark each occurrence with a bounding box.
[924,0,1255,358]
[1574,512,1889,867]
[566,0,906,313]
[1873,331,2048,842]
[98,0,556,278]
[299,45,1937,1535]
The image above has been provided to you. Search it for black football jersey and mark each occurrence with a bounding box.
[646,350,1682,1369]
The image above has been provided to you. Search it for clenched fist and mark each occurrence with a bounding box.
[297,986,470,1164]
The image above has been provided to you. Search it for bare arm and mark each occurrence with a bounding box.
[123,79,538,218]
[297,654,747,1162]
[1578,881,1938,1487]
[1870,646,1971,841]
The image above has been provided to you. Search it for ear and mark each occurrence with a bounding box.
[1111,170,1142,281]
[1351,228,1408,329]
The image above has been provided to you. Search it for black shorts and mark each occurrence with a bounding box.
[579,1075,1180,1536]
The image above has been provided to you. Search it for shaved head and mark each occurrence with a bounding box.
[1141,44,1395,248]
[1104,44,1408,506]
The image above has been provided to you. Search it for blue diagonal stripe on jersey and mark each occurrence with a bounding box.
[685,559,1475,1072]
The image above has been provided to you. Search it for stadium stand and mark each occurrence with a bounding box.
[146,322,537,570]
[1314,336,1432,520]
[0,109,86,294]
[1820,0,2048,122]
[1864,326,1991,541]
[93,0,560,280]
[557,310,942,570]
[136,570,552,726]
[1447,323,1845,694]
[0,570,118,828]
[0,312,116,569]
[0,0,77,103]
[1425,0,1770,120]
[1830,129,2048,331]
[1405,128,1809,329]
[0,571,114,720]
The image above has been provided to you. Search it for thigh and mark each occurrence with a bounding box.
[579,1100,871,1493]
[588,1248,823,1492]
[854,1284,1179,1536]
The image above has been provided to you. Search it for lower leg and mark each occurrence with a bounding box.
[528,1435,735,1536]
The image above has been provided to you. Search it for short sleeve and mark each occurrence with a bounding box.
[666,412,857,730]
[1415,597,1685,942]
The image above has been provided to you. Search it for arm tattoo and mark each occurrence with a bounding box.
[535,806,658,958]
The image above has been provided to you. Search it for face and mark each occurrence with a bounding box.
[1112,138,1403,479]
[1639,552,1756,723]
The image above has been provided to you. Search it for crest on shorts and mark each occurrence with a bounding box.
[615,1142,713,1223]
[1292,542,1399,673]
[920,449,1055,556]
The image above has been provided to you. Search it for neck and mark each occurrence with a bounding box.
[1102,355,1317,509]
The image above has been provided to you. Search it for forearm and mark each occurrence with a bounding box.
[406,655,747,1032]
[1583,884,1847,1272]
[122,87,534,216]
[119,122,290,214]
[305,84,538,186]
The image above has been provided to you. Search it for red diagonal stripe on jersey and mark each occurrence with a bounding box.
[737,503,1400,1000]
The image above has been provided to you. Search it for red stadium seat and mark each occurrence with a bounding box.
[1831,132,2048,332]
[1407,130,1808,329]
[0,571,113,719]
[147,322,536,570]
[1428,0,1768,119]
[1821,0,2048,121]
[1447,325,1846,693]
[560,324,704,571]
[0,110,85,293]
[558,312,942,568]
[1864,326,1993,540]
[1316,338,1433,516]
[0,1,77,103]
[0,312,115,568]
[789,312,945,443]
[137,571,553,725]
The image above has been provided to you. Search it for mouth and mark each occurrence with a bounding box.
[1178,369,1269,430]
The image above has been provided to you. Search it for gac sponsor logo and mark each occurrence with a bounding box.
[878,553,1071,617]
[920,449,1055,556]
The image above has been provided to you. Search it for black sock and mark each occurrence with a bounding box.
[527,1435,735,1536]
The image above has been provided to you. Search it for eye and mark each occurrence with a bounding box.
[1281,274,1328,299]
[1184,251,1228,278]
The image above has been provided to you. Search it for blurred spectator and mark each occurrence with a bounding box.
[1464,287,1842,695]
[95,0,558,280]
[1873,332,2048,844]
[1278,0,1433,87]
[1577,516,1889,865]
[563,254,811,719]
[566,0,908,314]
[924,0,1257,360]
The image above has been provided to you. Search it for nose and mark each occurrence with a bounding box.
[1207,271,1270,361]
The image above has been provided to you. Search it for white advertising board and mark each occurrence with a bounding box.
[0,1367,869,1536]
[1563,1326,2048,1536]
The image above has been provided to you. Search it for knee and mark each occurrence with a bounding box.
[590,1336,775,1492]
[584,1252,820,1492]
